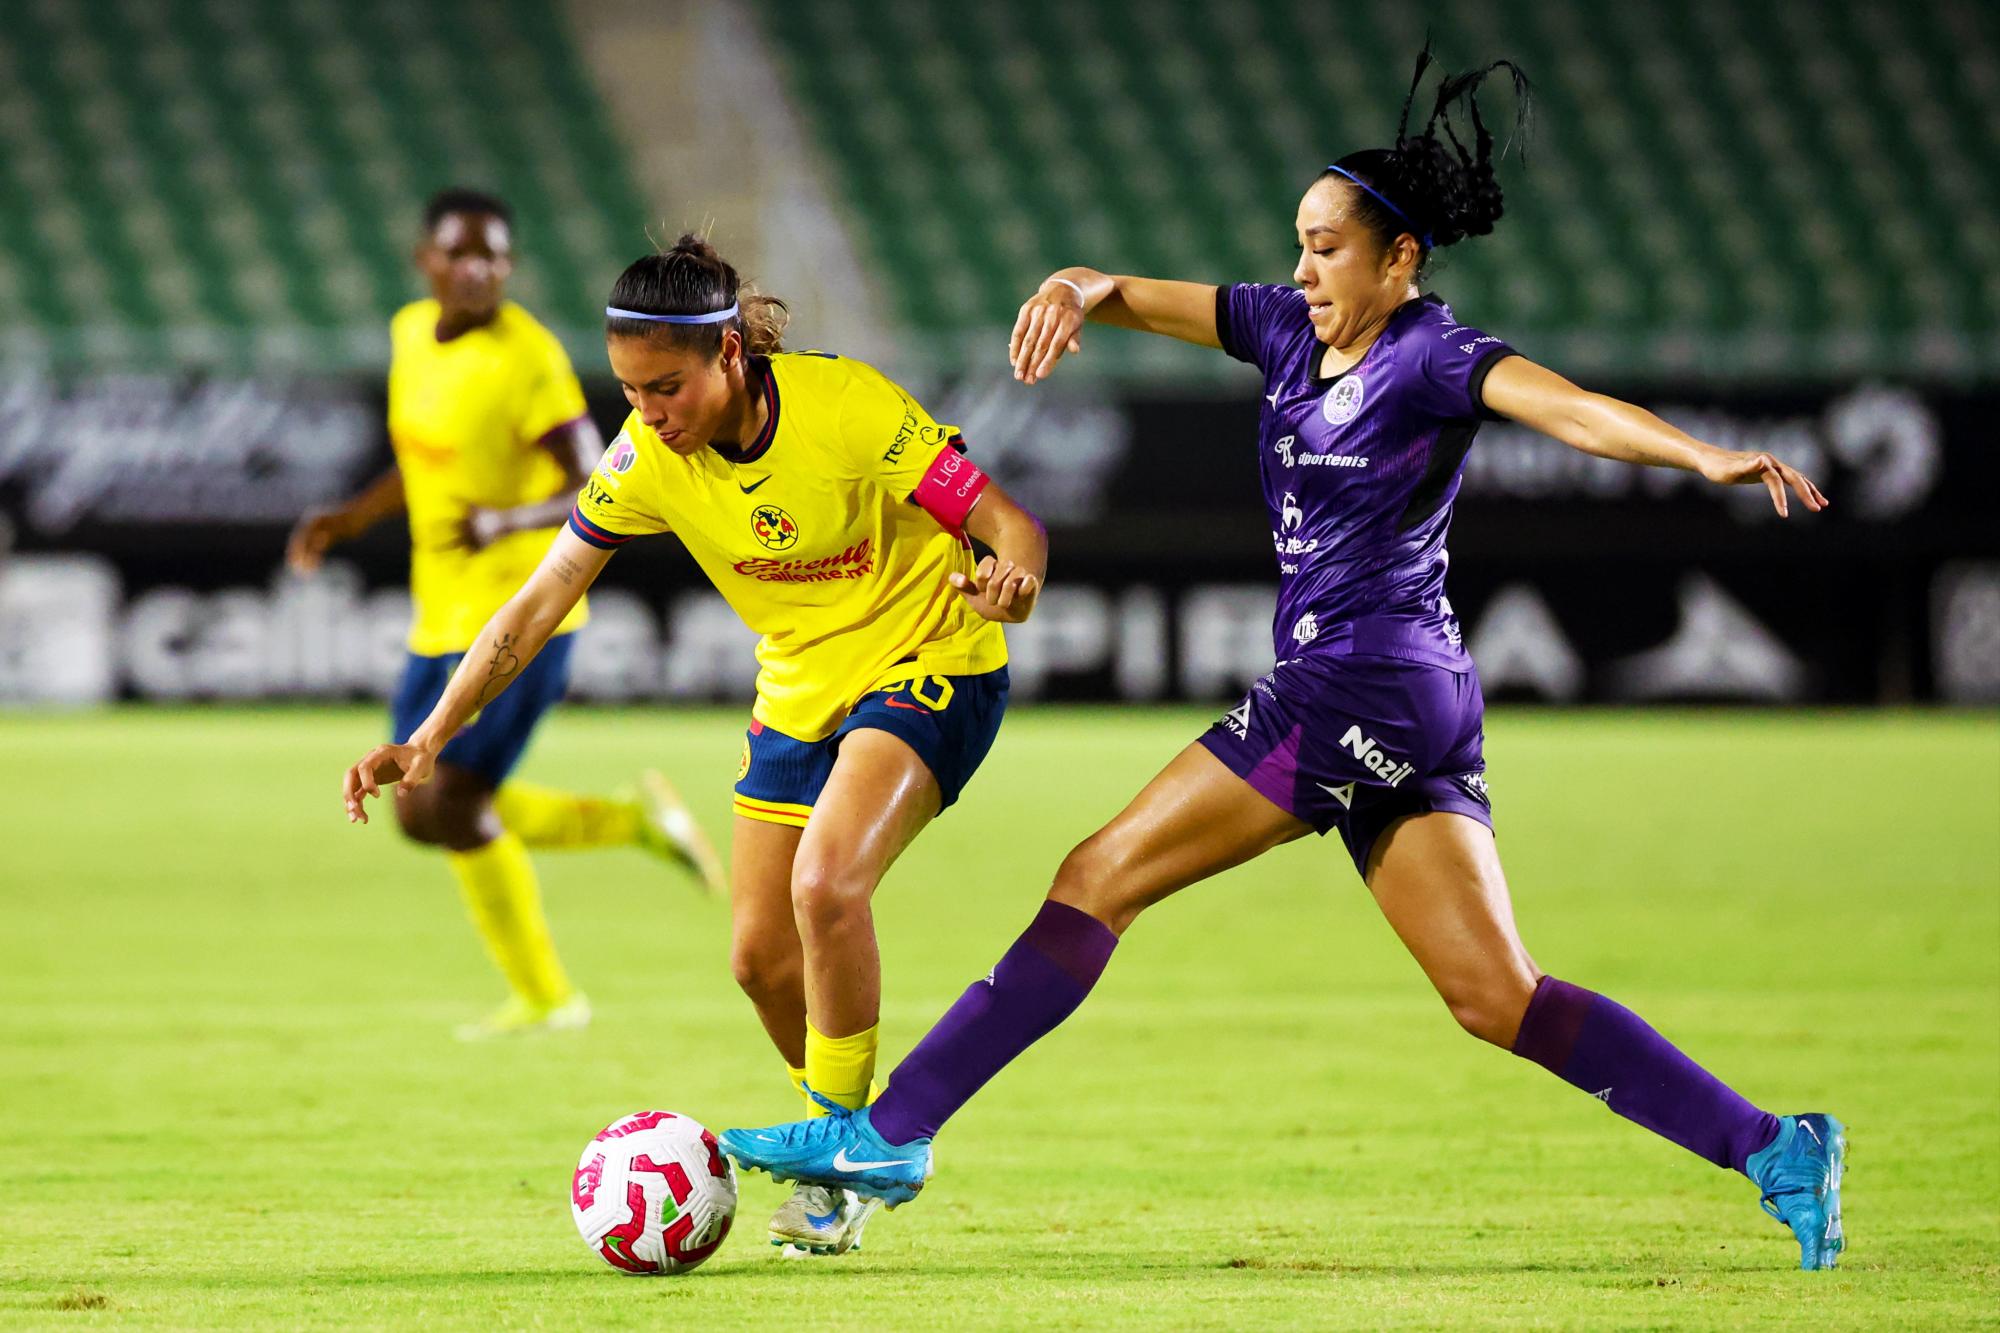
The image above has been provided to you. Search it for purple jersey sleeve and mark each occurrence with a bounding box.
[1214,282,1309,373]
[1406,314,1518,421]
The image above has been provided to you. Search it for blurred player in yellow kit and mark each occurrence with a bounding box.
[290,189,724,1039]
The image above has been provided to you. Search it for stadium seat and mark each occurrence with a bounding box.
[753,0,1997,378]
[0,0,649,368]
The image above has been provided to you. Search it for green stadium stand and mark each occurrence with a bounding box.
[2,0,1992,380]
[0,0,649,370]
[755,0,1999,380]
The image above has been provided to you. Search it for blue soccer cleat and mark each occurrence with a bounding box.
[720,1104,933,1207]
[1746,1113,1846,1269]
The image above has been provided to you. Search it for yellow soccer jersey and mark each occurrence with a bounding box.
[568,352,1008,740]
[388,299,591,655]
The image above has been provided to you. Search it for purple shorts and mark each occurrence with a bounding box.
[1197,651,1491,877]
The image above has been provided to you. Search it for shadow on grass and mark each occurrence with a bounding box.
[38,1246,1831,1301]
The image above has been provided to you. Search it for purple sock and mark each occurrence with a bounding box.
[870,900,1117,1145]
[1512,975,1781,1173]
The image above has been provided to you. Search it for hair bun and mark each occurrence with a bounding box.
[1388,136,1507,247]
[668,232,723,263]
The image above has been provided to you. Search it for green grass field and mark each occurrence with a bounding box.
[2,706,1996,1330]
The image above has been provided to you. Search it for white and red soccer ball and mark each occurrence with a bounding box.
[571,1111,737,1275]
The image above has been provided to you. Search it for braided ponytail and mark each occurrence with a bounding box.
[1323,43,1532,260]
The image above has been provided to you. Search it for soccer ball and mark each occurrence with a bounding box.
[571,1111,737,1275]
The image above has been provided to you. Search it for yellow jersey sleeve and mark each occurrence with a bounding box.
[568,419,672,548]
[831,360,965,497]
[519,325,589,443]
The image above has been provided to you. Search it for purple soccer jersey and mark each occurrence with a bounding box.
[1200,285,1517,869]
[1215,285,1515,665]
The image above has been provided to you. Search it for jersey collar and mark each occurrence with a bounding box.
[1308,294,1440,390]
[710,356,780,465]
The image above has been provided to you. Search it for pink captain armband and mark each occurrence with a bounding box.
[912,444,990,535]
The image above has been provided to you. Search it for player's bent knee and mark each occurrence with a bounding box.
[441,784,505,850]
[728,937,802,1003]
[1048,833,1144,929]
[394,795,448,847]
[1444,996,1510,1046]
[789,862,873,936]
[1439,975,1537,1048]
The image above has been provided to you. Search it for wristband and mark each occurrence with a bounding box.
[1045,276,1087,307]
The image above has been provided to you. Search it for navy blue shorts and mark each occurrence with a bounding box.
[1198,651,1491,878]
[390,632,576,787]
[733,666,1010,827]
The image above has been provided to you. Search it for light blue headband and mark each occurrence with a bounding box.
[1323,165,1432,248]
[605,302,740,324]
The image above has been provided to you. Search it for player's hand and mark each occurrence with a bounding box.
[450,507,512,552]
[1009,281,1086,385]
[1698,449,1829,518]
[949,555,1041,623]
[286,509,349,574]
[342,743,437,824]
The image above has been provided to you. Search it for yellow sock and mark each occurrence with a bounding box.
[493,781,642,850]
[787,1065,816,1115]
[446,831,573,1007]
[791,1064,883,1117]
[804,1021,879,1114]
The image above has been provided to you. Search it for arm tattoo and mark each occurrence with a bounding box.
[552,553,584,587]
[475,633,522,706]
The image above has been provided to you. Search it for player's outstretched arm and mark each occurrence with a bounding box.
[949,482,1048,624]
[1010,270,1222,384]
[341,528,611,824]
[287,468,406,573]
[1481,355,1830,518]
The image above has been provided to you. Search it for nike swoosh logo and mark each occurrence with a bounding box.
[738,476,771,493]
[832,1147,909,1172]
[804,1209,841,1227]
[881,697,927,712]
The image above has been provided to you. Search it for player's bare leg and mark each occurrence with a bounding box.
[728,816,807,1066]
[790,728,940,1044]
[1360,811,1539,1046]
[728,737,935,1255]
[729,814,872,1254]
[1048,742,1311,933]
[1364,811,1838,1269]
